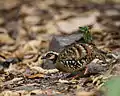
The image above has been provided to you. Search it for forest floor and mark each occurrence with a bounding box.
[0,0,120,96]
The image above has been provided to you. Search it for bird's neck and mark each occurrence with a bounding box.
[52,54,58,64]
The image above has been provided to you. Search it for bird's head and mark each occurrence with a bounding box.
[41,51,58,63]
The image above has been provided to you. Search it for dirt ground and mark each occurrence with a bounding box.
[0,0,120,96]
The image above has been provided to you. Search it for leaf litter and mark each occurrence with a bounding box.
[0,0,120,96]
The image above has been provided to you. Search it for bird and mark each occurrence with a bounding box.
[41,42,108,74]
[41,26,113,75]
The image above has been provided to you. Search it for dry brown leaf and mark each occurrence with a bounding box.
[30,89,61,96]
[23,40,41,52]
[27,73,45,79]
[0,17,5,25]
[30,66,58,74]
[30,26,46,33]
[76,91,96,96]
[20,5,38,16]
[56,12,99,34]
[58,79,69,83]
[0,90,29,96]
[0,33,14,44]
[45,21,58,34]
[24,16,41,25]
[0,90,20,96]
[0,0,20,10]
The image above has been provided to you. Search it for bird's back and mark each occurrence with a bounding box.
[55,42,96,73]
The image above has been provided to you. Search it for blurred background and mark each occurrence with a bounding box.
[0,0,120,96]
[0,0,120,51]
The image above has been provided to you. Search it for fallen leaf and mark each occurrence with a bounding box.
[76,91,96,96]
[58,79,69,83]
[56,11,99,34]
[27,73,45,79]
[0,33,14,44]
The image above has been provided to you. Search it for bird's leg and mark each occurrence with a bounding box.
[68,64,101,79]
[66,72,84,79]
[83,66,89,75]
[66,68,86,79]
[69,73,81,80]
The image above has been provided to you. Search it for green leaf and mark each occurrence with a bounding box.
[78,26,93,43]
[102,77,120,96]
[79,26,89,32]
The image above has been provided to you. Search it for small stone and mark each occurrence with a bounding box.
[49,33,83,52]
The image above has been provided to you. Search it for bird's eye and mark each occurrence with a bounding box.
[46,54,51,57]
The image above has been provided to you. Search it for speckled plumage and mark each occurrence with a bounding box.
[42,42,107,73]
